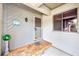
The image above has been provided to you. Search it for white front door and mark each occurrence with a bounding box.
[35,17,41,39]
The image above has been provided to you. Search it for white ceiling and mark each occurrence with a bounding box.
[44,3,65,10]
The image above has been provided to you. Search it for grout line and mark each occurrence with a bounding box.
[53,46,73,56]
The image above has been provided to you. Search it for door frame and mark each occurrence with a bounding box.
[34,17,42,40]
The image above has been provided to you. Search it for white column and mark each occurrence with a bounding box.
[4,41,9,55]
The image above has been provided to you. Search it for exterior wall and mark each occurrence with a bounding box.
[0,3,2,55]
[2,3,42,51]
[43,3,79,55]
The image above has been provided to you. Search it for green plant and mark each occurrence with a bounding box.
[2,34,12,41]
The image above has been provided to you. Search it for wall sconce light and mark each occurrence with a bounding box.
[25,17,28,22]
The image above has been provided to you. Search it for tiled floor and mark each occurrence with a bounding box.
[8,40,52,56]
[42,47,71,56]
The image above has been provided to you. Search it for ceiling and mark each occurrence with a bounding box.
[44,3,65,10]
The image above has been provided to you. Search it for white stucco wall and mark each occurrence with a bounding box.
[43,3,79,55]
[0,3,2,55]
[3,3,42,51]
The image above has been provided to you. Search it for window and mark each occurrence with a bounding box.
[53,8,77,32]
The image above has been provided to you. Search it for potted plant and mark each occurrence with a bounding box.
[2,34,12,55]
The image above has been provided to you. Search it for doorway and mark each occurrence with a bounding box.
[35,17,41,39]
